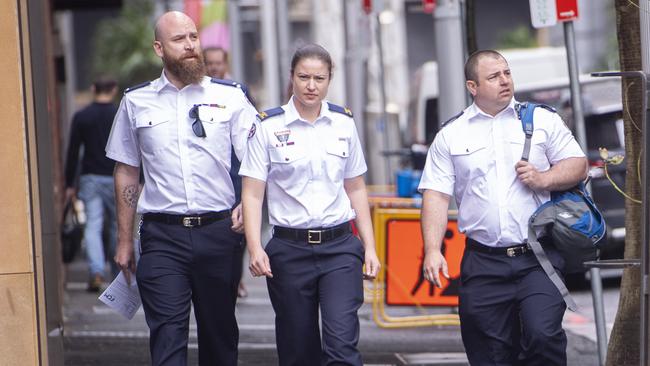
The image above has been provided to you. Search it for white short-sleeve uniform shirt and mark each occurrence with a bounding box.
[105,72,257,214]
[239,97,367,229]
[418,99,585,246]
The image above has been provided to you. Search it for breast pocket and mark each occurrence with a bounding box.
[196,105,232,153]
[268,144,309,181]
[450,140,490,178]
[325,139,349,181]
[135,112,173,154]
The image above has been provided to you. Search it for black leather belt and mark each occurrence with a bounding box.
[273,222,351,244]
[466,238,531,257]
[142,210,231,228]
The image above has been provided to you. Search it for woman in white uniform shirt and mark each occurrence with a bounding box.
[240,44,380,366]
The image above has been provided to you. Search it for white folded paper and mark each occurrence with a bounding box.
[98,272,142,320]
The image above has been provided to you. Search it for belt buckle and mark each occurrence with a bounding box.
[307,230,322,244]
[182,216,201,228]
[506,247,517,257]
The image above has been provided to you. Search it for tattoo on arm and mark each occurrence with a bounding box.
[122,185,139,208]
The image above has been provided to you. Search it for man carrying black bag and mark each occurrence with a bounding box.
[418,50,588,366]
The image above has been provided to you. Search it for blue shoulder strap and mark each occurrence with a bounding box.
[516,102,557,161]
[516,102,536,162]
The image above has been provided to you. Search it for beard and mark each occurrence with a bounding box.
[163,51,206,86]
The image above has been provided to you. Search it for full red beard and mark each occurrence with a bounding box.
[163,52,206,85]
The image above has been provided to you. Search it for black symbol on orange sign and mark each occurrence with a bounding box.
[410,229,456,296]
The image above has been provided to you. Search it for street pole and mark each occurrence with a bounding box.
[343,0,368,147]
[639,2,650,364]
[374,9,391,182]
[276,0,292,101]
[227,0,244,82]
[433,0,468,124]
[260,0,281,108]
[563,21,587,151]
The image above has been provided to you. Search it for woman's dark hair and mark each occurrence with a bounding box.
[290,43,333,78]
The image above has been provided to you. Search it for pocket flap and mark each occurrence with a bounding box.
[450,140,488,155]
[135,112,169,128]
[269,145,307,164]
[198,105,231,124]
[325,140,349,158]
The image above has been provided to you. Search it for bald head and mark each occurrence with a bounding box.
[154,11,196,42]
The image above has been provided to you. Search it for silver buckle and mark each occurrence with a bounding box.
[506,247,516,257]
[307,230,322,244]
[182,216,201,228]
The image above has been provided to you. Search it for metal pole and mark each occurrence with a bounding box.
[640,3,650,365]
[276,0,292,102]
[227,0,244,82]
[589,267,607,366]
[434,0,468,123]
[343,0,368,147]
[374,11,391,183]
[260,0,281,108]
[563,21,587,152]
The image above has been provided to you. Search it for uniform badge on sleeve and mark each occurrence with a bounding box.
[248,124,257,139]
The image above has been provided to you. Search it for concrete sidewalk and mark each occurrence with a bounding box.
[63,256,604,365]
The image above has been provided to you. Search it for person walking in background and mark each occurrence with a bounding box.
[106,11,257,365]
[203,46,248,298]
[203,46,230,80]
[419,50,587,365]
[240,44,380,366]
[64,77,119,292]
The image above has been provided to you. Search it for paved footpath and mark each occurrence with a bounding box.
[63,257,608,365]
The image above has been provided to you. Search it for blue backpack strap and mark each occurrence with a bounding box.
[516,102,557,161]
[257,107,284,122]
[516,102,537,162]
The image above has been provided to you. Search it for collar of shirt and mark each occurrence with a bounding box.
[284,96,333,126]
[466,98,518,122]
[151,71,210,93]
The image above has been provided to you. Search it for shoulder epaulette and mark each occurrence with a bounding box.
[211,78,255,106]
[124,81,151,94]
[441,110,464,128]
[327,102,353,118]
[257,107,284,122]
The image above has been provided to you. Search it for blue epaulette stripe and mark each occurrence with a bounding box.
[327,102,353,118]
[257,107,284,121]
[441,111,463,128]
[124,81,151,94]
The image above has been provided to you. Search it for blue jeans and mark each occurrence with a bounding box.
[78,174,118,279]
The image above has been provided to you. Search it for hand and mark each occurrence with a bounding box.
[362,248,381,279]
[231,203,244,233]
[65,187,77,204]
[248,246,273,278]
[515,160,548,191]
[114,240,136,284]
[422,249,449,288]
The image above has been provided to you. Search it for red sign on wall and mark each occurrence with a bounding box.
[556,0,578,21]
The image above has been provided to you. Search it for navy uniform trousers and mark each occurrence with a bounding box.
[137,217,243,366]
[265,232,365,366]
[459,238,567,366]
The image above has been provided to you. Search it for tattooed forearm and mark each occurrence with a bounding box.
[122,185,139,208]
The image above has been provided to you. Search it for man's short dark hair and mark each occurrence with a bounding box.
[464,50,505,83]
[203,46,228,62]
[93,77,118,94]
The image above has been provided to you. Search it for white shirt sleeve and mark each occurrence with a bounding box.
[542,109,586,164]
[417,131,455,195]
[231,90,259,162]
[238,120,269,181]
[105,97,140,167]
[344,121,368,179]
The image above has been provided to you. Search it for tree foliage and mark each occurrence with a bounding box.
[92,0,161,89]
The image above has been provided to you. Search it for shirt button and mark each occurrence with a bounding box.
[148,121,152,125]
[285,157,289,161]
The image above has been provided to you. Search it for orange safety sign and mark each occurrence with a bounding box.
[385,219,466,306]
